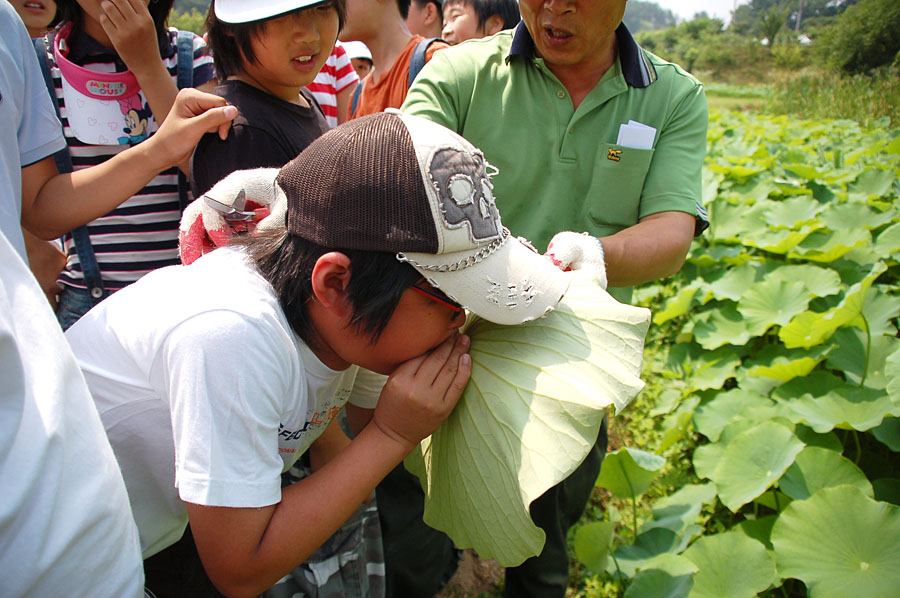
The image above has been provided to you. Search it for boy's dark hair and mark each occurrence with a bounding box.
[206,0,347,80]
[241,227,420,346]
[444,0,519,30]
[397,0,412,19]
[57,0,176,56]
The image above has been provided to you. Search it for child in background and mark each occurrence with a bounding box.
[405,0,442,38]
[340,0,448,119]
[41,0,216,329]
[306,40,359,127]
[343,39,374,79]
[9,0,57,37]
[440,0,519,45]
[190,0,343,197]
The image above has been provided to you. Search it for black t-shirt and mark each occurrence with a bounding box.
[190,80,331,196]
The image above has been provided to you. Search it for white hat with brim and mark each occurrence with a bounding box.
[394,112,569,325]
[214,0,325,23]
[341,40,373,61]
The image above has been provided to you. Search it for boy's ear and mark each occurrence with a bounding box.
[310,252,352,311]
[425,1,440,26]
[483,14,504,36]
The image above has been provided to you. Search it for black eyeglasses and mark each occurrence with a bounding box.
[409,282,464,314]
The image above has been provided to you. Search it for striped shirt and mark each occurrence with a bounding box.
[43,27,215,291]
[305,41,359,128]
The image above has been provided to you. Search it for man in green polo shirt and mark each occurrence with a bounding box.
[389,1,709,597]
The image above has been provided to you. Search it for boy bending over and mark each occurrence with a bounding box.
[65,112,568,597]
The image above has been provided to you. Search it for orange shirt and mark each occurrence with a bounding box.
[351,35,448,119]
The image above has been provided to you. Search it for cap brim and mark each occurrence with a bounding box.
[404,235,570,325]
[215,0,326,23]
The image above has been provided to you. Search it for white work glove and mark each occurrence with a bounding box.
[544,231,608,289]
[179,168,279,265]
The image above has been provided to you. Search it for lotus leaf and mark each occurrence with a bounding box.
[771,486,900,598]
[786,386,899,433]
[738,279,810,335]
[779,446,873,501]
[693,389,772,441]
[405,273,649,566]
[624,554,697,598]
[787,228,870,262]
[711,421,804,511]
[682,532,777,598]
[573,521,615,573]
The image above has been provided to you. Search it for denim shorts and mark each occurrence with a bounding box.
[56,285,112,330]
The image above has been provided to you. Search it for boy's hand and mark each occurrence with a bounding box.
[372,334,471,451]
[144,89,237,171]
[99,0,160,74]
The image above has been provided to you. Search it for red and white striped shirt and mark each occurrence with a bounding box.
[305,41,359,128]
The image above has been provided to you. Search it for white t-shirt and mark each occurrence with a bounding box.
[0,231,143,597]
[66,247,381,557]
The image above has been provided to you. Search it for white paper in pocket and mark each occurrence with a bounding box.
[616,120,656,150]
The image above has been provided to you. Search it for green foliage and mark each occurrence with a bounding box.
[169,8,206,36]
[623,0,677,34]
[770,68,900,128]
[174,0,209,14]
[757,5,792,45]
[572,109,900,596]
[815,0,900,74]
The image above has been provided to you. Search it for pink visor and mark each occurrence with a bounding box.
[54,23,157,145]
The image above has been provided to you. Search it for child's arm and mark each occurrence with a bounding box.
[307,414,351,472]
[186,334,471,598]
[21,89,236,240]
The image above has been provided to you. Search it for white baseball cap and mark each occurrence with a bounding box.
[214,0,326,23]
[341,40,373,62]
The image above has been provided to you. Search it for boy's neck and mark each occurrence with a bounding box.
[360,21,414,86]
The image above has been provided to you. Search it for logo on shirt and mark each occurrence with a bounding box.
[86,80,128,97]
[607,149,623,162]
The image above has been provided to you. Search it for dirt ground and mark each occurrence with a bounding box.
[434,549,504,598]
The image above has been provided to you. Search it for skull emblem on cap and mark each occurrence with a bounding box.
[429,147,501,242]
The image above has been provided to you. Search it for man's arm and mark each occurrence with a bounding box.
[186,334,471,598]
[598,210,695,287]
[21,89,236,240]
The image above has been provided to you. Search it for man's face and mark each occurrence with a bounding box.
[518,0,627,76]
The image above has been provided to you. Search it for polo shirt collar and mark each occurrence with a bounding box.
[508,21,657,89]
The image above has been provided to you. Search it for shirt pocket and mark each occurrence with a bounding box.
[584,145,655,234]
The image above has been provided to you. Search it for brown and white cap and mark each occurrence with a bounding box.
[276,111,569,325]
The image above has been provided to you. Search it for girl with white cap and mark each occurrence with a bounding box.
[189,0,345,199]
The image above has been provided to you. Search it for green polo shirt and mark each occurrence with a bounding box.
[402,23,708,302]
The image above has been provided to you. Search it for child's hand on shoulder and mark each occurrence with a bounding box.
[372,334,471,451]
[98,0,160,73]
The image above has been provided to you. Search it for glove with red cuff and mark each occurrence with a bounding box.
[179,168,279,265]
[545,231,608,289]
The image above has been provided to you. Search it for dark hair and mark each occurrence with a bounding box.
[443,0,519,30]
[397,0,412,19]
[56,0,176,56]
[207,0,347,80]
[240,228,420,346]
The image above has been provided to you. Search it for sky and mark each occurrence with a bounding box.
[648,0,751,24]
